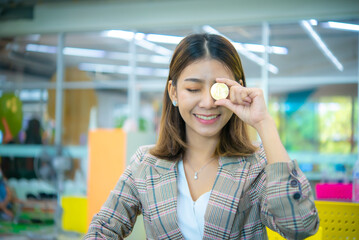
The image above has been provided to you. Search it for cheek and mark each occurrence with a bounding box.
[177,91,199,105]
[177,91,187,100]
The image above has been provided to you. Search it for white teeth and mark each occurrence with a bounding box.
[195,114,218,120]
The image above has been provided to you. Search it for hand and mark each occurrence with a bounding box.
[214,78,271,130]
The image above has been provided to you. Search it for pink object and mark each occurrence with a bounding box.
[315,183,353,201]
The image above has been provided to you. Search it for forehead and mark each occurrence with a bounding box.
[178,58,234,82]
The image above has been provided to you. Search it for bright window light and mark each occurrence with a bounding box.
[300,20,343,71]
[322,21,359,32]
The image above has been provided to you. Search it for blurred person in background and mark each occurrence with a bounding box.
[0,167,17,221]
[21,118,43,179]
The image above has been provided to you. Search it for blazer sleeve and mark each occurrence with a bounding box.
[257,147,320,239]
[83,148,143,240]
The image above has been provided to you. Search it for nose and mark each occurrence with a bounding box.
[198,88,216,109]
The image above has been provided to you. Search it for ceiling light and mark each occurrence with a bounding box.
[145,34,184,44]
[101,30,135,40]
[78,63,168,77]
[64,47,105,58]
[26,44,57,54]
[103,29,287,57]
[102,30,173,56]
[242,43,288,55]
[309,19,318,26]
[300,20,343,71]
[203,25,279,74]
[27,44,106,58]
[135,39,173,56]
[322,21,359,32]
[26,44,170,64]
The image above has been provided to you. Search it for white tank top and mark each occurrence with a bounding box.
[177,160,211,239]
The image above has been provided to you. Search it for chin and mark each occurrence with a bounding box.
[195,128,222,138]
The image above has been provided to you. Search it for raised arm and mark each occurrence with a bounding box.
[215,78,319,238]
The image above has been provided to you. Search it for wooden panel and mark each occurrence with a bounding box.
[48,67,98,145]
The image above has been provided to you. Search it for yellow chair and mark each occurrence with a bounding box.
[315,201,359,240]
[267,227,322,240]
[267,200,359,239]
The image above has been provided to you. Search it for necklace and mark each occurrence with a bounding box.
[186,158,217,180]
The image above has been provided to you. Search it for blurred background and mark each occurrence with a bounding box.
[0,0,358,239]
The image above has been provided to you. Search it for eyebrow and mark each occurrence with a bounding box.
[184,78,204,83]
[184,78,217,85]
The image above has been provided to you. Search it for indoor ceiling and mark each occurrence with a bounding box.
[0,1,358,95]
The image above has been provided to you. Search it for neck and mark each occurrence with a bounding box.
[184,135,219,168]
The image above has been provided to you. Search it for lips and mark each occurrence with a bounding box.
[194,114,220,120]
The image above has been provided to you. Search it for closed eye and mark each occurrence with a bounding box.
[187,89,199,93]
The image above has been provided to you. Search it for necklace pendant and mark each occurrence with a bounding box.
[194,172,198,180]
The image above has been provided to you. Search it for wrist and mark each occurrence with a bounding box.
[254,114,275,134]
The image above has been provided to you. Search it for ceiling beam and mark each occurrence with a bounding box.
[0,0,358,37]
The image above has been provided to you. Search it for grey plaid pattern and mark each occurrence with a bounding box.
[84,145,319,240]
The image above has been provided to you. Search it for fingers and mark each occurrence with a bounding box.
[229,86,252,105]
[215,78,259,108]
[216,78,250,102]
[216,78,240,87]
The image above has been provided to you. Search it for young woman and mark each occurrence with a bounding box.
[85,33,319,239]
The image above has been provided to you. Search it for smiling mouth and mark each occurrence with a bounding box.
[194,114,220,120]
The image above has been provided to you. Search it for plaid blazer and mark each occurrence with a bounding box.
[85,145,319,240]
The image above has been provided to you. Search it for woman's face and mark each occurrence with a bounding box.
[169,58,234,141]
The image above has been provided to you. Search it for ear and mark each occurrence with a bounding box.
[239,79,244,86]
[168,80,177,102]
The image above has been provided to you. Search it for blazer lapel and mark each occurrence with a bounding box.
[147,157,183,239]
[203,156,251,239]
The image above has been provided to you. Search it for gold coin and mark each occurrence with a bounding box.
[211,83,229,100]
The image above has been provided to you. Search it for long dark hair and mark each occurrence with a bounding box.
[150,33,257,160]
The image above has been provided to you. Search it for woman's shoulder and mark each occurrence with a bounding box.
[130,144,157,164]
[128,144,176,178]
[130,144,176,169]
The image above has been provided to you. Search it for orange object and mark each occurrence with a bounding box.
[87,129,127,228]
[2,117,13,143]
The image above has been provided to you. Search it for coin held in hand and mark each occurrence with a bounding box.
[211,83,229,100]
